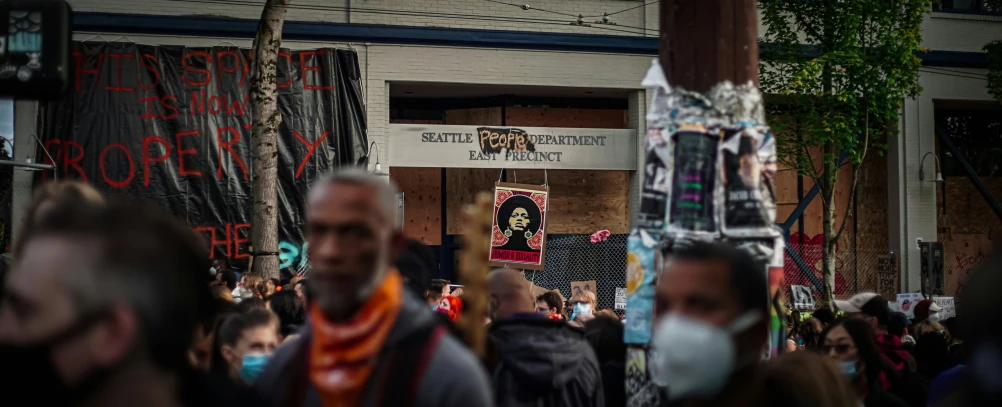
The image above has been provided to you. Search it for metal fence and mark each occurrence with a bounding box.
[527,235,913,313]
[783,244,898,304]
[528,234,629,313]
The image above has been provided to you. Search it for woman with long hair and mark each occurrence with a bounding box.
[764,350,857,407]
[798,317,824,351]
[821,318,908,407]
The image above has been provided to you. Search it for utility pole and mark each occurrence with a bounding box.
[658,0,759,92]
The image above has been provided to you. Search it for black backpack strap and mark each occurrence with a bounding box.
[371,322,447,407]
[280,335,312,407]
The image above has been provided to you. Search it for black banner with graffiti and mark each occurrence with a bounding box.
[36,42,367,272]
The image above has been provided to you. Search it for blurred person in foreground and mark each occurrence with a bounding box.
[649,241,792,407]
[0,200,265,406]
[487,268,604,407]
[821,318,908,407]
[930,253,1002,407]
[584,314,626,407]
[764,350,858,407]
[255,169,491,407]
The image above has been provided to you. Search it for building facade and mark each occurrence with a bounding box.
[6,0,1000,298]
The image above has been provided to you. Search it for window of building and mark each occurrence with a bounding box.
[936,107,1002,178]
[935,0,1002,15]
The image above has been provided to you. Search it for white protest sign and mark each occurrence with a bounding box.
[932,296,956,319]
[615,287,627,310]
[897,293,924,319]
[888,301,902,314]
[790,285,816,310]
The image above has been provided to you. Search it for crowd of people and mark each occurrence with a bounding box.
[0,170,1000,407]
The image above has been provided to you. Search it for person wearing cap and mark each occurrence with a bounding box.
[930,253,1002,407]
[836,293,927,407]
[913,299,942,324]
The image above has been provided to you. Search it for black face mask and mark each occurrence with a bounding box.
[0,310,115,405]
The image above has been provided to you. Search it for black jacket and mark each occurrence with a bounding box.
[489,316,605,407]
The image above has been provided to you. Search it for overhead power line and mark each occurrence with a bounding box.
[160,0,653,35]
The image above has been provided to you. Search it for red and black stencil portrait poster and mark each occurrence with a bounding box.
[489,182,549,271]
[35,42,367,268]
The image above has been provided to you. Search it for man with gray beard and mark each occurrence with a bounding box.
[255,168,491,407]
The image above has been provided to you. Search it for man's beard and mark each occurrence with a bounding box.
[318,255,390,321]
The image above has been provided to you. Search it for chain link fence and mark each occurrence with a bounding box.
[527,234,628,314]
[526,235,912,313]
[783,245,899,306]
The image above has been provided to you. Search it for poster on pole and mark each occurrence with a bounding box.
[489,182,549,270]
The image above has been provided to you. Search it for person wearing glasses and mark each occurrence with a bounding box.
[821,318,909,407]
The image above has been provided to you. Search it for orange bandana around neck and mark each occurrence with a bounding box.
[309,270,403,407]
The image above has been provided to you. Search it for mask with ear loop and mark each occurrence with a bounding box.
[648,311,761,400]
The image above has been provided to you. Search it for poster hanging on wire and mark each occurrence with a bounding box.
[489,182,549,270]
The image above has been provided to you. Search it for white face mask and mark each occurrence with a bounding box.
[649,311,761,400]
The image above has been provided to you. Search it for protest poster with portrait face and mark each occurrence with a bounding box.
[489,182,549,270]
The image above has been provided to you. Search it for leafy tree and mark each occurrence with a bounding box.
[759,0,932,309]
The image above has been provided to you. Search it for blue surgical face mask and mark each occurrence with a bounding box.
[431,303,439,311]
[571,303,593,320]
[239,353,272,384]
[839,360,857,379]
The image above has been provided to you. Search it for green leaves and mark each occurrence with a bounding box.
[986,40,1002,102]
[760,0,932,176]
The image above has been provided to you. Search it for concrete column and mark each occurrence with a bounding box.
[890,70,992,293]
[11,101,38,239]
[627,89,648,224]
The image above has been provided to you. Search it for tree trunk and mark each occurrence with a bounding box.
[250,0,290,280]
[821,142,837,311]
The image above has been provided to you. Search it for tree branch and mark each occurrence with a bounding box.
[833,115,871,245]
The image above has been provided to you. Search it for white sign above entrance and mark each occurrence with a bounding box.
[389,124,638,170]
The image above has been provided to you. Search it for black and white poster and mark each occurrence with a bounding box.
[721,127,777,237]
[790,285,816,310]
[637,128,669,231]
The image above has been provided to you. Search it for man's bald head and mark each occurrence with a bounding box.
[488,268,534,320]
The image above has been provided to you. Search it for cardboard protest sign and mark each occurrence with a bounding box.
[897,293,924,319]
[790,285,816,310]
[570,280,598,298]
[489,183,549,270]
[932,296,956,319]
